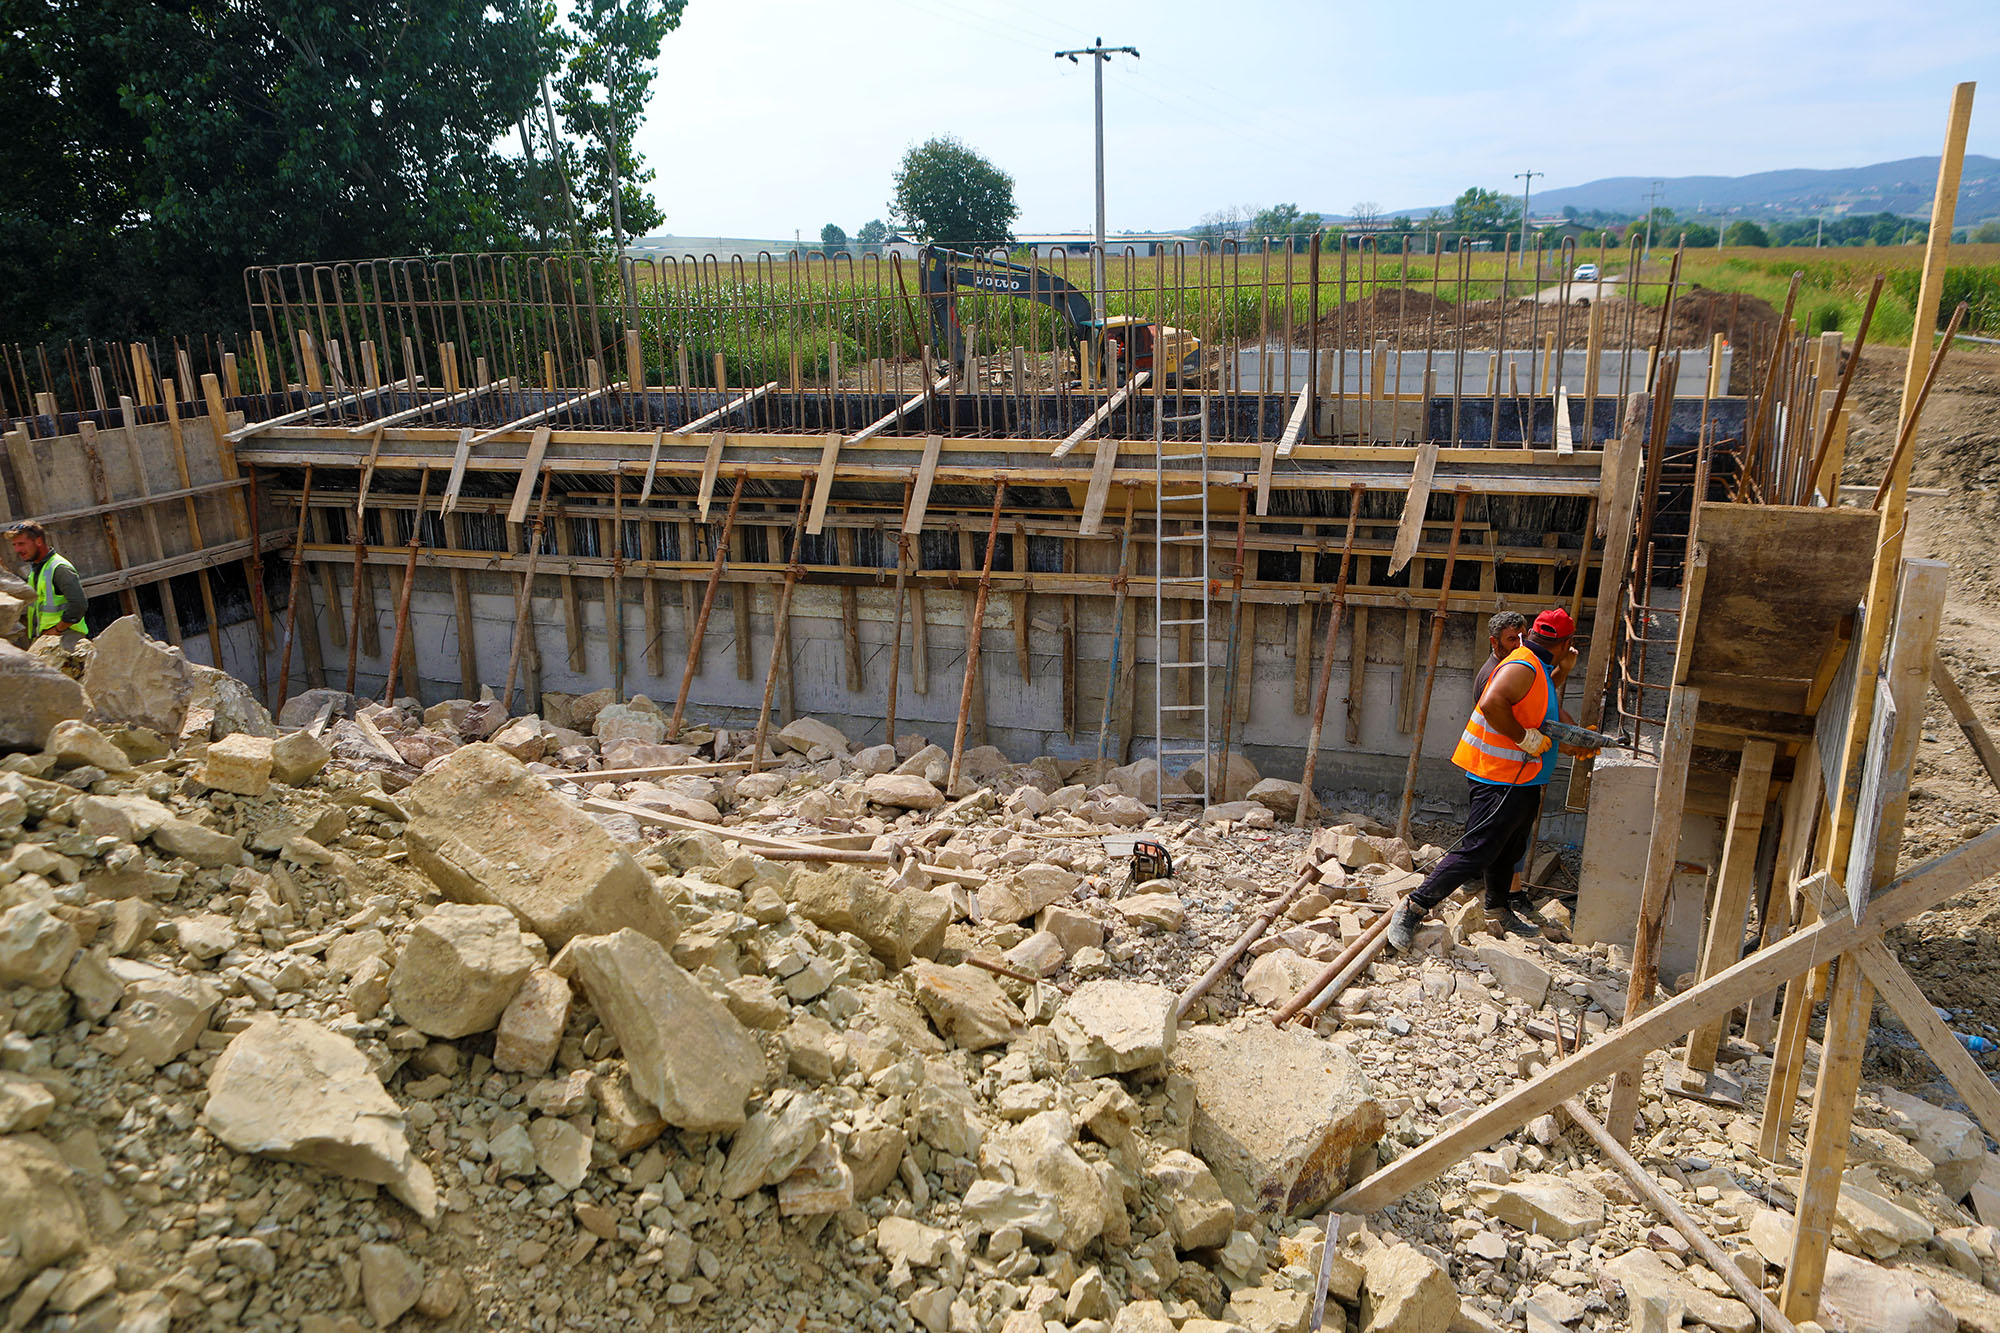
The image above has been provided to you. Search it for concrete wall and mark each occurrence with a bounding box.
[1573,749,1721,983]
[285,562,1596,832]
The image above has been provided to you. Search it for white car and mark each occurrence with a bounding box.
[1573,263,1601,282]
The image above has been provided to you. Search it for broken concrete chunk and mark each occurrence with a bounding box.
[1052,980,1175,1076]
[202,1017,438,1219]
[400,743,674,948]
[388,903,535,1038]
[1170,1017,1385,1215]
[910,962,1025,1051]
[0,1138,88,1298]
[558,928,765,1134]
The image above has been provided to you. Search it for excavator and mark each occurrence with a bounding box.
[918,245,1203,389]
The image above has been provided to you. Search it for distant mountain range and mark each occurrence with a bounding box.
[1367,155,2000,223]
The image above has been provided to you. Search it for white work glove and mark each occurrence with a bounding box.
[1519,729,1552,757]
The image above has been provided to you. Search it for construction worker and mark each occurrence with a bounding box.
[1473,611,1528,697]
[1387,607,1580,947]
[7,520,89,642]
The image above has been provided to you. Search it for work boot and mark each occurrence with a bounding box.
[1385,904,1421,952]
[1489,898,1538,937]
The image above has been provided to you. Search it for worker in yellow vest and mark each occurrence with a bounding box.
[8,520,90,641]
[1387,607,1581,948]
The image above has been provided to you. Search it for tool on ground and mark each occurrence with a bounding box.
[1131,838,1173,885]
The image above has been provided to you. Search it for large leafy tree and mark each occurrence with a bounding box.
[0,0,686,344]
[891,137,1018,250]
[1249,203,1323,253]
[548,0,686,250]
[1450,187,1521,246]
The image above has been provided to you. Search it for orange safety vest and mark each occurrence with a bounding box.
[1452,645,1556,785]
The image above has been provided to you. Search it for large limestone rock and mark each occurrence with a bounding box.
[1247,777,1317,821]
[786,866,948,968]
[202,1018,438,1219]
[1006,1111,1117,1251]
[776,716,849,756]
[493,969,570,1075]
[111,973,220,1066]
[1241,949,1320,1009]
[1180,751,1262,803]
[270,730,332,786]
[0,901,80,988]
[277,689,355,728]
[400,743,674,948]
[190,663,276,739]
[911,962,1025,1051]
[1835,1181,1934,1258]
[201,733,274,796]
[1820,1247,1954,1333]
[1149,1149,1236,1250]
[1360,1241,1456,1333]
[1106,758,1192,804]
[1471,1172,1604,1241]
[388,904,535,1038]
[981,862,1081,924]
[0,1138,88,1298]
[558,929,765,1133]
[1878,1088,1987,1199]
[1170,1017,1385,1214]
[1602,1249,1753,1333]
[862,773,944,811]
[1052,980,1175,1076]
[594,702,667,746]
[83,616,193,737]
[1474,939,1553,1007]
[47,719,129,771]
[0,642,85,752]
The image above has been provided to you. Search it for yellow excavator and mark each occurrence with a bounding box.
[919,246,1203,390]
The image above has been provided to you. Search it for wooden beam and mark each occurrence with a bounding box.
[1387,442,1439,575]
[807,431,841,535]
[467,380,627,448]
[847,374,950,445]
[1051,372,1148,459]
[1333,820,2000,1213]
[344,378,512,435]
[1605,683,1702,1142]
[228,376,417,440]
[506,427,552,526]
[1869,560,1946,885]
[1852,938,2000,1146]
[673,381,776,438]
[1933,659,2000,791]
[1578,395,1646,728]
[697,432,727,518]
[1678,739,1777,1081]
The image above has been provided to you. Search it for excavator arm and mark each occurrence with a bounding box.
[919,246,1096,370]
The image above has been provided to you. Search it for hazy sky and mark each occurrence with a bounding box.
[632,0,1998,240]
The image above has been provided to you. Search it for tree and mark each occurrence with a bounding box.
[1249,203,1323,253]
[1350,201,1383,228]
[857,218,889,253]
[1449,188,1520,246]
[1723,221,1770,248]
[819,223,848,257]
[1678,222,1719,248]
[891,137,1018,249]
[1972,219,2000,244]
[549,0,687,250]
[1191,207,1251,244]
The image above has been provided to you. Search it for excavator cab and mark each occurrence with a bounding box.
[1094,316,1202,385]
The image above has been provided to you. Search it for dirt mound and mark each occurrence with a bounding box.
[1297,287,1464,344]
[1666,285,1784,364]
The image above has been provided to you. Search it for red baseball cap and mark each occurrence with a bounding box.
[1532,608,1575,638]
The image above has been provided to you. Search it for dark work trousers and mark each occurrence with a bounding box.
[1406,778,1546,913]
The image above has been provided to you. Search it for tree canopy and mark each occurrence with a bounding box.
[890,137,1018,250]
[0,0,687,344]
[1450,188,1521,246]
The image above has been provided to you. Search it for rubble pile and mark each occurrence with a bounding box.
[1,617,1998,1333]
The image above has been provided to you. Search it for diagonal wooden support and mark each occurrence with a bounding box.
[1933,659,2000,791]
[1332,820,2000,1213]
[1386,442,1439,576]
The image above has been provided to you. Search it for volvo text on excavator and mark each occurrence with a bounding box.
[919,245,1203,390]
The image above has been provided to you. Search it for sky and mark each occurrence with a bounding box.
[631,0,2000,240]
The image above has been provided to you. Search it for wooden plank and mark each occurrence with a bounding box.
[1934,659,2000,791]
[1554,385,1574,455]
[228,375,416,440]
[1345,606,1368,746]
[1679,739,1777,1081]
[1868,559,1947,886]
[1397,607,1421,733]
[1051,372,1148,460]
[1334,820,2000,1214]
[1387,442,1438,576]
[848,373,950,445]
[905,435,943,535]
[466,380,626,448]
[696,431,727,519]
[807,431,841,535]
[344,377,512,435]
[673,380,776,438]
[1579,395,1645,728]
[446,513,479,697]
[1853,938,2000,1147]
[1079,435,1124,537]
[1781,957,1875,1320]
[439,427,475,514]
[506,427,552,526]
[1275,378,1313,457]
[1605,683,1701,1143]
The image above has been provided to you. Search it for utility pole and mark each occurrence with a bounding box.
[1055,37,1140,319]
[1638,179,1665,281]
[1514,170,1543,256]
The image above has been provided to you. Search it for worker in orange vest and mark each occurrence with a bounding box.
[1387,607,1584,947]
